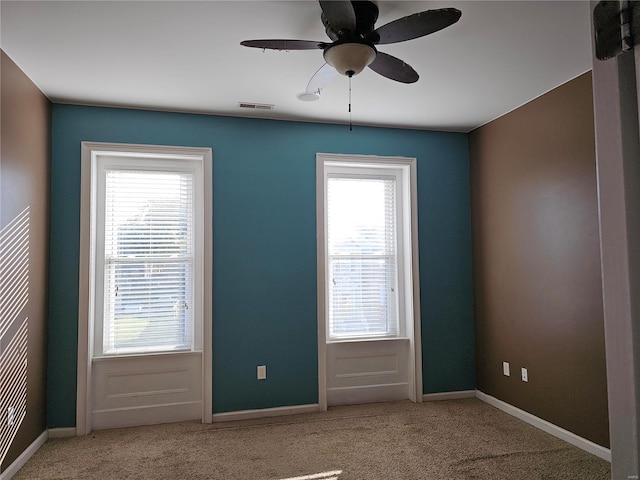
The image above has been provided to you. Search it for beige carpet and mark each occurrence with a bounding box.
[14,399,610,479]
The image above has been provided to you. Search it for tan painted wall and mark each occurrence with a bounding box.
[1,51,51,471]
[469,72,609,447]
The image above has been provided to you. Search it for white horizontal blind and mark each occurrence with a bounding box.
[103,169,194,355]
[327,173,399,339]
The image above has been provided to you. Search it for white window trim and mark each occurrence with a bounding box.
[316,153,423,410]
[77,142,213,434]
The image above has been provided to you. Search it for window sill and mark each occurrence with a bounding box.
[93,349,202,361]
[327,336,410,345]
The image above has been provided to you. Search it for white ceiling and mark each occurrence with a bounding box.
[1,1,594,132]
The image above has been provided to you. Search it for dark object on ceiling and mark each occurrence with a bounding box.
[240,1,461,85]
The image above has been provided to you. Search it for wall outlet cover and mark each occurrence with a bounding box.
[257,365,266,380]
[521,367,528,382]
[503,362,510,376]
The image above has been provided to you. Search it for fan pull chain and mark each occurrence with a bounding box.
[348,74,352,131]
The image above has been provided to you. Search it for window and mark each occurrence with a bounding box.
[93,154,204,356]
[323,157,412,341]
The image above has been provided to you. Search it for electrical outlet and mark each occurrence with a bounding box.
[503,362,510,376]
[257,365,266,380]
[521,367,528,382]
[7,406,15,427]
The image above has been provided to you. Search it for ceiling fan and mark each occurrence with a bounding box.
[240,1,461,97]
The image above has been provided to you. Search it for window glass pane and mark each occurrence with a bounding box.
[327,176,396,256]
[329,257,396,337]
[104,171,192,259]
[105,261,192,353]
[327,174,398,339]
[103,169,194,355]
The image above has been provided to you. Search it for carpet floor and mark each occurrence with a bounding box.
[13,399,610,479]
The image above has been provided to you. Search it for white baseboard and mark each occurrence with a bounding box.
[47,427,76,438]
[423,390,477,401]
[476,391,611,462]
[0,430,47,480]
[212,404,320,422]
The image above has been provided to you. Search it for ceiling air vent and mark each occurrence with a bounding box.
[238,102,274,110]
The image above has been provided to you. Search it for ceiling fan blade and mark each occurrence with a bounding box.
[368,52,418,84]
[368,8,461,45]
[306,63,339,94]
[240,39,325,50]
[319,1,356,33]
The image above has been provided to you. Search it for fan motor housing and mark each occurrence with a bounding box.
[322,0,379,41]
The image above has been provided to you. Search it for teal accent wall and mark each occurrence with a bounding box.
[48,104,474,427]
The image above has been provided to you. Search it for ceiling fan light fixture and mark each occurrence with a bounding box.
[323,42,376,77]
